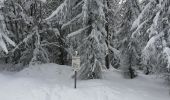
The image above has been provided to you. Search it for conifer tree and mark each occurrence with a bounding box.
[0,0,15,54]
[115,0,141,78]
[47,0,107,79]
[132,0,170,76]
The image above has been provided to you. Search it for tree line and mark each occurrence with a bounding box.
[0,0,170,81]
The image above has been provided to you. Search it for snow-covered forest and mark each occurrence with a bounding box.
[0,0,170,100]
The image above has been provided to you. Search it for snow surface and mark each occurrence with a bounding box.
[0,63,169,100]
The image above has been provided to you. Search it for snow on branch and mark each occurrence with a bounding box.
[143,33,162,52]
[131,2,152,30]
[142,31,165,61]
[2,33,15,47]
[0,1,15,53]
[61,13,82,29]
[45,0,67,20]
[109,45,120,56]
[0,37,8,53]
[0,29,15,54]
[131,19,149,38]
[39,0,46,3]
[12,33,34,53]
[72,0,84,10]
[163,47,170,69]
[67,25,90,38]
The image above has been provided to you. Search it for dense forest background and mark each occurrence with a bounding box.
[0,0,170,82]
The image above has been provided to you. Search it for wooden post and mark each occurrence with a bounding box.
[73,51,80,89]
[74,71,77,89]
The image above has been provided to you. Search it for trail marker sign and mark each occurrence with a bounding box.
[72,51,80,89]
[72,56,80,71]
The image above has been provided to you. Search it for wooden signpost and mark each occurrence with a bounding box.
[72,51,80,89]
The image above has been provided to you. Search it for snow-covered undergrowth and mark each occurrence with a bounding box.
[0,63,169,100]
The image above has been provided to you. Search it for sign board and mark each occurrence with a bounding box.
[72,56,80,71]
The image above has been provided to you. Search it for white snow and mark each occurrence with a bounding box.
[119,0,126,4]
[39,0,46,3]
[131,2,152,30]
[131,19,148,38]
[61,13,82,29]
[139,0,143,3]
[142,32,164,60]
[0,63,169,100]
[164,47,170,69]
[0,38,8,53]
[72,1,84,10]
[0,0,4,2]
[109,46,120,57]
[0,0,15,53]
[45,0,67,20]
[67,26,90,37]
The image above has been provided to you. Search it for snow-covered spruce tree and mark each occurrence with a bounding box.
[104,0,141,70]
[132,0,170,77]
[131,0,160,74]
[2,0,61,67]
[115,0,141,79]
[0,0,15,54]
[46,0,107,79]
[78,0,107,79]
[3,0,47,65]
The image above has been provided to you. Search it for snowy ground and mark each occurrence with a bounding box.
[0,63,169,100]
